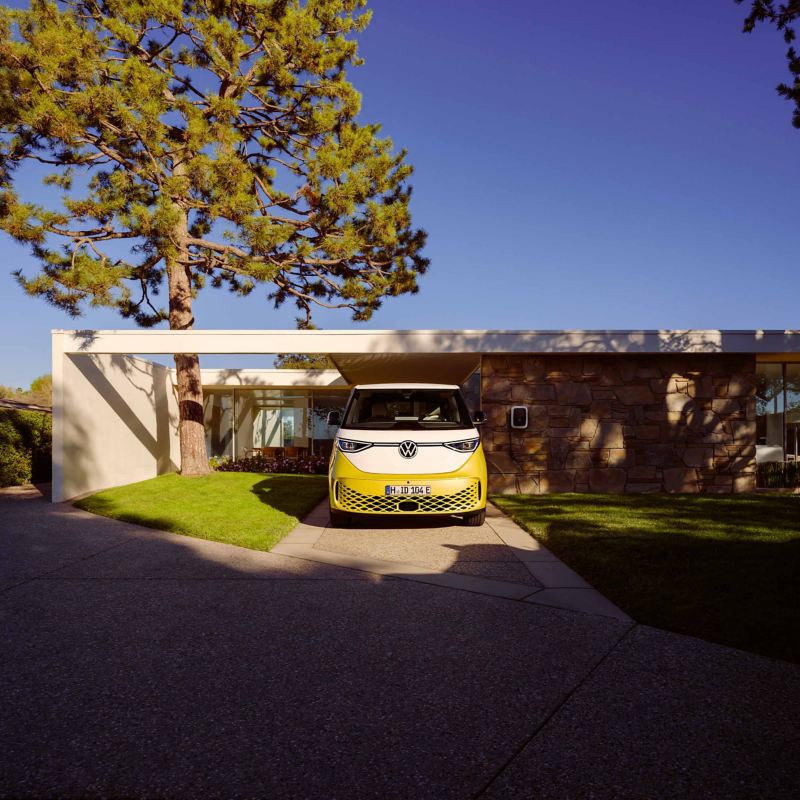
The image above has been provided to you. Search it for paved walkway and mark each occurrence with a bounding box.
[274,501,629,619]
[1,486,799,798]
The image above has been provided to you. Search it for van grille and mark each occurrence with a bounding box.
[338,481,480,514]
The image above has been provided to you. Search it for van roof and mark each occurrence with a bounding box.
[353,383,460,390]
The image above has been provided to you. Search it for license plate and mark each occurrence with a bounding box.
[385,485,432,496]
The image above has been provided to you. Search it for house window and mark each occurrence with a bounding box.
[310,392,348,459]
[204,387,350,460]
[787,364,800,462]
[234,389,309,459]
[755,362,800,463]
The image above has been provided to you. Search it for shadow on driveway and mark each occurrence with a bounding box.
[1,488,799,799]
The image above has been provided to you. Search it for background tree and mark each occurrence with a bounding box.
[28,374,53,406]
[0,374,51,405]
[0,0,428,474]
[738,0,800,127]
[274,353,335,369]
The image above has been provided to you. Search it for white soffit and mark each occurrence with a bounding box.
[329,353,480,385]
[195,368,348,388]
[54,329,800,356]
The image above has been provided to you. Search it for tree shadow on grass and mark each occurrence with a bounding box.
[493,493,800,663]
[248,474,328,519]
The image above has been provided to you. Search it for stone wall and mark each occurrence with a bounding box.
[481,354,757,494]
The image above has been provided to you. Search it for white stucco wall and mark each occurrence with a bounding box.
[54,352,180,501]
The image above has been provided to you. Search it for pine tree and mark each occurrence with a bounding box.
[0,0,428,474]
[738,0,800,127]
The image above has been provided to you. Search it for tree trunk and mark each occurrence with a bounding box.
[167,199,211,477]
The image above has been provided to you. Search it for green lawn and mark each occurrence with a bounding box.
[491,493,800,663]
[76,472,328,551]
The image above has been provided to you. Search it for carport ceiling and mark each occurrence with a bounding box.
[328,353,480,385]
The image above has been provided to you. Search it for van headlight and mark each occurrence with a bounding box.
[443,438,480,453]
[337,439,373,453]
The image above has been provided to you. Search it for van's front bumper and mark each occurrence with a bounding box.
[329,448,487,516]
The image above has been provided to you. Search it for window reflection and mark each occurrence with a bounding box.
[204,387,349,460]
[787,365,800,462]
[460,369,481,416]
[311,392,348,458]
[755,362,800,463]
[235,390,310,459]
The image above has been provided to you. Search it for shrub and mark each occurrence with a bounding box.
[0,445,31,487]
[212,453,328,475]
[757,460,800,489]
[0,409,52,487]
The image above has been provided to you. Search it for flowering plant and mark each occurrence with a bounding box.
[212,454,328,475]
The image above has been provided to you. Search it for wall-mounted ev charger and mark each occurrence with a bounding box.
[510,405,528,430]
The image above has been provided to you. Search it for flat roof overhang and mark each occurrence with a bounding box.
[54,328,800,383]
[54,328,800,356]
[53,328,800,384]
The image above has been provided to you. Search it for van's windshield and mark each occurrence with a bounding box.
[342,388,473,430]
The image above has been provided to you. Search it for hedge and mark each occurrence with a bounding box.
[0,409,52,487]
[756,460,800,489]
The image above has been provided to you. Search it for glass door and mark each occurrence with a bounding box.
[234,390,310,459]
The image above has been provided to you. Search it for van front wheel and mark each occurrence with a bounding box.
[462,509,486,527]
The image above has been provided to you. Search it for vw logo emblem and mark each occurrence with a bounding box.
[398,440,417,459]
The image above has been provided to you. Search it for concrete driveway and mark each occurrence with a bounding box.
[1,487,799,799]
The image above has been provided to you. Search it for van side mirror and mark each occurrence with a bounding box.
[473,410,487,425]
[326,410,341,426]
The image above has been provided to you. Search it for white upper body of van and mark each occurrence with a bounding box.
[334,383,481,475]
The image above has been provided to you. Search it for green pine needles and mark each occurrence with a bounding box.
[738,0,800,128]
[0,0,427,474]
[0,0,428,327]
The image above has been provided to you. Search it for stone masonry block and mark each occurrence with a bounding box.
[511,384,555,403]
[522,358,547,382]
[731,420,757,442]
[615,385,655,405]
[664,467,700,493]
[665,393,695,413]
[607,448,633,467]
[488,473,519,494]
[728,375,755,397]
[565,451,593,469]
[711,398,740,415]
[733,474,757,493]
[540,470,577,492]
[589,468,626,492]
[555,382,593,405]
[627,465,657,481]
[591,422,624,449]
[579,418,598,439]
[516,475,540,494]
[483,379,511,402]
[488,405,507,427]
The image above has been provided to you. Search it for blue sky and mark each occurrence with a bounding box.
[1,0,798,387]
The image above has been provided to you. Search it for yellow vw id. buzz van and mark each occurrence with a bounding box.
[326,383,488,527]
